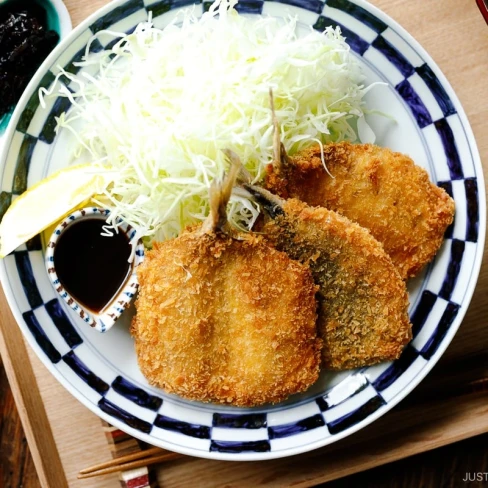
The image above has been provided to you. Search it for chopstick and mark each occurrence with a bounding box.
[476,0,488,24]
[77,446,184,479]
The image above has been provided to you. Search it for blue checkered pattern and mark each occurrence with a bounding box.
[0,0,483,458]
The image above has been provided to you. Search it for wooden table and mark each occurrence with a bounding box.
[1,0,487,487]
[4,361,488,488]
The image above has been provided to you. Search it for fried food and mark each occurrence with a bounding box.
[244,185,412,369]
[131,155,321,406]
[265,142,455,280]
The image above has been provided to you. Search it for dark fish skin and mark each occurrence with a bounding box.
[245,184,412,370]
[265,142,455,280]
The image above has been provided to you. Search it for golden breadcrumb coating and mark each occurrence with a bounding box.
[256,195,412,369]
[131,231,322,407]
[265,142,455,280]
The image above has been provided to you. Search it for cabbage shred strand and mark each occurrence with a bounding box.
[40,0,371,245]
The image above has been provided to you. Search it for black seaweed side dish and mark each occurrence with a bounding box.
[0,1,59,119]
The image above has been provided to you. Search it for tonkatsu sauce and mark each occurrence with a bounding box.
[54,218,132,313]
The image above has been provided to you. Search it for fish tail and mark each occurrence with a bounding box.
[201,149,241,233]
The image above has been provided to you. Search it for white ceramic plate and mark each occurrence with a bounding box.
[0,0,485,460]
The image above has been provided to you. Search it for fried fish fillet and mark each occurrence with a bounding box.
[132,156,321,407]
[265,142,455,280]
[245,185,412,370]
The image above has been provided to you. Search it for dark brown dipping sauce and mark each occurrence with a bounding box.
[54,218,132,313]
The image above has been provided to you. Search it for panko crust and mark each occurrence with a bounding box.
[131,231,322,407]
[265,142,455,280]
[262,198,412,370]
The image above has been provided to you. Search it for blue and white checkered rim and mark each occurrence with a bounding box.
[0,0,485,460]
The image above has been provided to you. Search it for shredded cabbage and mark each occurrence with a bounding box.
[40,0,372,245]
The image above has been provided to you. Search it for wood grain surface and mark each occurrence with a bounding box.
[0,0,487,487]
[0,355,38,488]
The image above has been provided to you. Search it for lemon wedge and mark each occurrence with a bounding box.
[0,164,113,257]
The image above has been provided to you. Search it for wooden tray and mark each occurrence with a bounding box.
[1,1,487,487]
